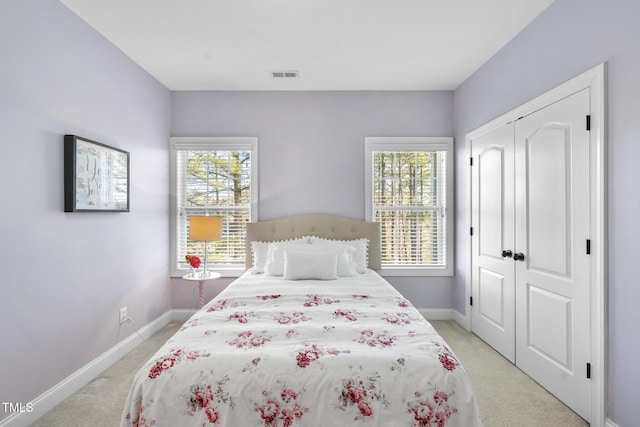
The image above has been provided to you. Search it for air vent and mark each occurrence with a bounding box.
[271,70,299,78]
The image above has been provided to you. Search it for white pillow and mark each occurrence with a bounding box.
[251,237,309,273]
[250,241,271,273]
[265,241,357,276]
[264,241,312,276]
[284,250,337,280]
[310,237,369,273]
[312,242,358,276]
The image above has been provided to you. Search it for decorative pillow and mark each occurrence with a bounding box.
[284,250,338,280]
[312,242,358,276]
[264,240,312,276]
[250,241,270,273]
[265,241,357,277]
[251,237,309,273]
[310,237,369,273]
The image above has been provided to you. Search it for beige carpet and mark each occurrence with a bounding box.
[431,320,588,427]
[33,320,588,426]
[32,323,181,427]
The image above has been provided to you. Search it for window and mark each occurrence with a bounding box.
[170,137,258,277]
[365,137,453,276]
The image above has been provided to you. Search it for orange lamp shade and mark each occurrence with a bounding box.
[189,216,222,241]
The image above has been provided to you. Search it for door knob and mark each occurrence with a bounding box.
[501,250,513,258]
[513,253,525,261]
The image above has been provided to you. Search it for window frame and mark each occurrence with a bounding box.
[365,137,453,276]
[170,137,258,277]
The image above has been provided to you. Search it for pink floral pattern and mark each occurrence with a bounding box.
[207,299,246,313]
[434,342,460,371]
[295,344,321,368]
[334,308,358,321]
[228,330,271,349]
[303,294,339,307]
[295,343,348,368]
[407,390,458,426]
[258,294,282,300]
[383,312,416,326]
[148,356,175,379]
[228,311,254,323]
[186,379,232,425]
[125,397,155,427]
[355,329,397,348]
[285,329,297,339]
[396,297,412,308]
[254,386,309,426]
[148,348,209,380]
[122,272,482,427]
[337,374,387,420]
[274,311,308,324]
[180,318,201,331]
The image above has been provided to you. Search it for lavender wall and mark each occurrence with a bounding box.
[453,0,640,424]
[171,91,454,309]
[0,0,171,421]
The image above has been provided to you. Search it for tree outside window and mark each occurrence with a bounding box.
[366,137,453,276]
[171,137,258,277]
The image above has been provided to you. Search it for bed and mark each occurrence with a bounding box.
[121,214,483,426]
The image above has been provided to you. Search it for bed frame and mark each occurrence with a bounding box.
[245,214,381,271]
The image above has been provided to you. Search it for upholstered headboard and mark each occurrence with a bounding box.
[245,214,381,271]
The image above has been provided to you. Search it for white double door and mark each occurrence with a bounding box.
[470,89,591,421]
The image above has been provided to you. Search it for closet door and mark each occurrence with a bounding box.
[470,123,516,362]
[514,88,591,420]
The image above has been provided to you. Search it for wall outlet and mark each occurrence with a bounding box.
[119,307,128,324]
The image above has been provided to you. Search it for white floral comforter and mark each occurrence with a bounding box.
[121,271,483,427]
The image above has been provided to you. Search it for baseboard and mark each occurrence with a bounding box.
[418,308,454,320]
[451,310,468,330]
[171,308,197,323]
[418,308,468,326]
[604,418,620,427]
[0,311,172,427]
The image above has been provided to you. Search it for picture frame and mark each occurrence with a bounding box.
[64,135,130,212]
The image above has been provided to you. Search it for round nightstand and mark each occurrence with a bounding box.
[181,272,222,308]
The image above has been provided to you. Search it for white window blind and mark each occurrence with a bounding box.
[170,137,258,277]
[365,137,453,276]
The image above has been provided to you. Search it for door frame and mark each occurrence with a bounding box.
[464,63,607,425]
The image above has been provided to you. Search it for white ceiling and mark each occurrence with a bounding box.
[59,0,553,91]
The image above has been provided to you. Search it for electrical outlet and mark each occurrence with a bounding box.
[119,307,128,324]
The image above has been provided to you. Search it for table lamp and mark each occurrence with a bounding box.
[189,216,222,277]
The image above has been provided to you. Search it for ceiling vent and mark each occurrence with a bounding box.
[271,70,299,78]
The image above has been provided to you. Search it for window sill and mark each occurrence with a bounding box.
[377,267,453,277]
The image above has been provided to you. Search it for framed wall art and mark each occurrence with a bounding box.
[64,134,130,212]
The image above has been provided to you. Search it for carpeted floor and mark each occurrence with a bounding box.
[431,320,588,427]
[32,322,182,427]
[33,320,588,426]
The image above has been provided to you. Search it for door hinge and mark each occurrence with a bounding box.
[470,227,474,236]
[586,115,591,131]
[586,239,591,255]
[586,363,591,379]
[470,157,474,166]
[470,296,473,306]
